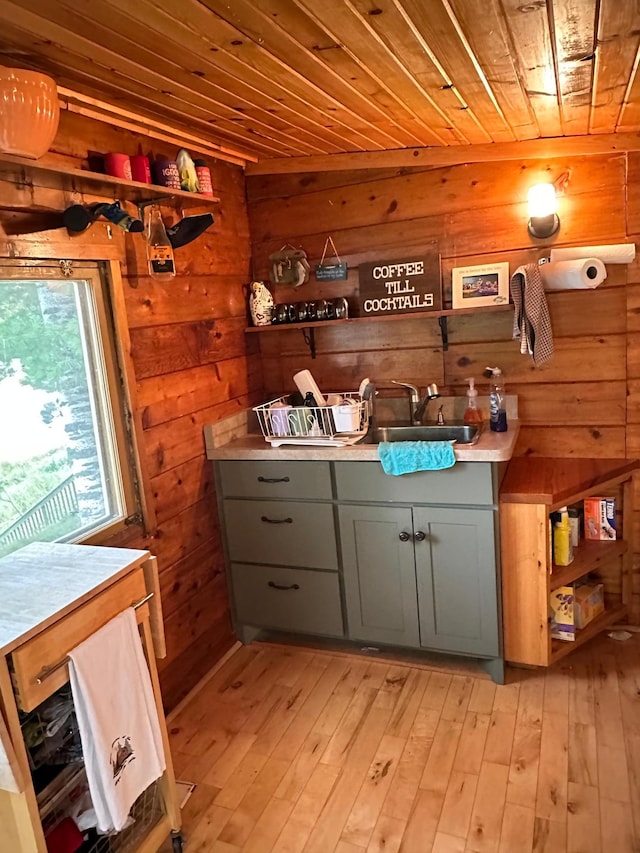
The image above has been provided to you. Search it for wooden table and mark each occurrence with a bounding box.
[0,542,181,853]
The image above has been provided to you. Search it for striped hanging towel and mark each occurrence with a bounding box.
[510,263,554,366]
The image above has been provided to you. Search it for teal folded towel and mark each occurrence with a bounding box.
[378,441,456,475]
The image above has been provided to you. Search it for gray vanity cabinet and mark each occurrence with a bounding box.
[334,462,501,662]
[214,457,503,680]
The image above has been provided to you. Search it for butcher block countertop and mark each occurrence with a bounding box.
[500,457,639,508]
[0,542,150,655]
[205,420,520,463]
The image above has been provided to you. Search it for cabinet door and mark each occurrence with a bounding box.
[339,505,419,647]
[414,506,499,657]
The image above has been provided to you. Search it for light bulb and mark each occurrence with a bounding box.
[527,182,560,238]
[527,183,557,217]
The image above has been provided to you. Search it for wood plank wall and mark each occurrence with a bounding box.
[0,110,262,710]
[246,152,640,620]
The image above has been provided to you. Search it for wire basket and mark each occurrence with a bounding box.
[253,392,370,445]
[41,776,163,853]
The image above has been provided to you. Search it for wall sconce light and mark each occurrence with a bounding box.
[527,183,560,239]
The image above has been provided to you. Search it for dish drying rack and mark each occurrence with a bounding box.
[253,392,370,447]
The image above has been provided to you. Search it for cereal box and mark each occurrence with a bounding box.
[584,497,616,540]
[549,586,575,641]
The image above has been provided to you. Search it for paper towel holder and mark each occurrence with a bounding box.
[527,183,560,239]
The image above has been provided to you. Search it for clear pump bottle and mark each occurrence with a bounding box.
[486,366,507,432]
[463,377,483,426]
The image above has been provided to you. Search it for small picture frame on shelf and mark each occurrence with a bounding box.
[451,262,509,309]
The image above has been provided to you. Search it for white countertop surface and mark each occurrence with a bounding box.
[205,421,520,463]
[0,542,150,655]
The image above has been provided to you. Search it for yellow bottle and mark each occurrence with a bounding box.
[553,506,574,566]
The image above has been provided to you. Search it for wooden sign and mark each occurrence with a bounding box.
[357,252,441,317]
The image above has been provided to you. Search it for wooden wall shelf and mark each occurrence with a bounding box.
[245,303,513,357]
[0,153,220,208]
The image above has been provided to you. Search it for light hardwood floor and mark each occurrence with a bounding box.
[161,633,640,852]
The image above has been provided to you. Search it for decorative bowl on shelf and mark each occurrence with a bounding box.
[0,67,60,159]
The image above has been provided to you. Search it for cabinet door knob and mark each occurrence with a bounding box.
[414,531,426,541]
[399,531,411,542]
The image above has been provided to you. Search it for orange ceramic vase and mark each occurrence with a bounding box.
[0,67,60,159]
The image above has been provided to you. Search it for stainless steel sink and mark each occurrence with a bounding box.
[369,424,480,445]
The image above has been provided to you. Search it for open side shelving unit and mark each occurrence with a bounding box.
[499,457,638,668]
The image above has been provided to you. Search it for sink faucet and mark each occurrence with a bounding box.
[392,380,440,425]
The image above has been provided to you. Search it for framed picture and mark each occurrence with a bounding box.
[451,262,509,309]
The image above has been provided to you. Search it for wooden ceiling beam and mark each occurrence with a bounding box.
[245,131,640,175]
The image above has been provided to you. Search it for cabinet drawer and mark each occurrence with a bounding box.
[334,461,495,505]
[11,569,147,712]
[231,563,344,637]
[224,499,338,570]
[218,460,332,500]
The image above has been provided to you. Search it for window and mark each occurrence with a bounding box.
[0,260,140,556]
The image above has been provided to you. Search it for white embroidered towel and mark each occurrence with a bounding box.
[68,608,165,833]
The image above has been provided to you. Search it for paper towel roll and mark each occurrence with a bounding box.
[539,258,607,290]
[550,243,635,264]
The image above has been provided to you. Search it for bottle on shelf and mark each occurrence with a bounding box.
[485,366,507,432]
[553,506,574,566]
[146,205,175,280]
[463,377,483,426]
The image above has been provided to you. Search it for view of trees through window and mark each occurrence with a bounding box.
[0,264,132,556]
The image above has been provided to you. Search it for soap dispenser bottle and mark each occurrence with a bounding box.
[463,378,483,426]
[485,366,507,432]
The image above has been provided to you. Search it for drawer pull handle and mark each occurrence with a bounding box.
[33,592,155,685]
[268,581,300,591]
[414,531,426,541]
[257,476,290,483]
[261,515,293,524]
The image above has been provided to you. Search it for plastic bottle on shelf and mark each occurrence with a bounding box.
[485,366,507,432]
[146,205,175,279]
[553,506,574,566]
[463,377,483,426]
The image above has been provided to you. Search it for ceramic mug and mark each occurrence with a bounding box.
[130,154,151,183]
[274,303,288,325]
[313,299,329,321]
[288,409,316,436]
[332,297,349,319]
[269,403,292,436]
[103,152,132,180]
[285,303,298,323]
[152,158,181,190]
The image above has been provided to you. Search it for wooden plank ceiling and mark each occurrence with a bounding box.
[0,0,638,164]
